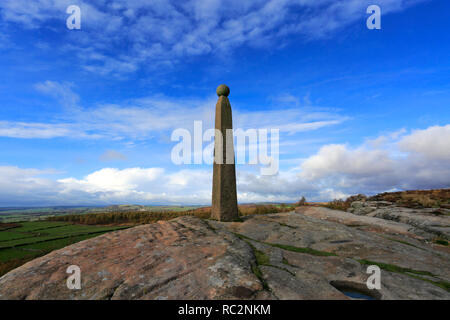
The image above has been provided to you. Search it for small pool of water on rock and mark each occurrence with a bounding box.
[330,280,381,300]
[341,290,376,300]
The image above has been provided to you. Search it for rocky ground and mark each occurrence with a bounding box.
[347,200,450,241]
[0,204,449,300]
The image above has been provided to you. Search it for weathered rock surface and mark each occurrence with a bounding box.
[1,210,449,300]
[347,200,450,240]
[0,217,265,300]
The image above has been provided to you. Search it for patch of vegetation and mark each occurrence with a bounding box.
[239,238,270,265]
[250,264,269,291]
[253,248,270,266]
[321,189,450,212]
[297,196,307,206]
[0,256,37,277]
[322,199,351,212]
[232,232,253,241]
[357,259,435,277]
[251,247,295,277]
[244,241,270,291]
[0,205,206,223]
[238,204,295,216]
[384,237,425,250]
[368,189,450,209]
[47,204,295,226]
[48,209,208,225]
[357,259,450,292]
[407,274,450,292]
[243,236,298,278]
[0,227,128,249]
[233,232,336,257]
[234,230,450,293]
[235,232,449,293]
[266,243,337,257]
[0,223,21,231]
[434,238,449,246]
[0,221,128,276]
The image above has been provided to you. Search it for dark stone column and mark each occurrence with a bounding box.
[211,84,239,221]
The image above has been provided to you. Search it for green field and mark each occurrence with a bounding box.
[0,221,129,276]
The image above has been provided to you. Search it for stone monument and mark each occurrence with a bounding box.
[211,84,239,221]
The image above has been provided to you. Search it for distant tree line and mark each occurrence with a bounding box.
[48,204,296,225]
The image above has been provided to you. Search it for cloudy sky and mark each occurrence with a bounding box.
[0,0,449,206]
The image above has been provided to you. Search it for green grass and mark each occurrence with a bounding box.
[0,221,129,276]
[232,232,253,241]
[407,274,450,292]
[266,243,337,257]
[357,259,435,277]
[0,231,36,242]
[384,237,425,250]
[0,222,127,249]
[252,247,270,265]
[254,249,270,265]
[234,234,271,291]
[12,221,68,232]
[435,239,449,246]
[0,248,34,262]
[18,233,112,251]
[234,231,333,291]
[234,231,449,293]
[233,232,337,257]
[251,264,269,290]
[246,244,270,291]
[357,259,450,292]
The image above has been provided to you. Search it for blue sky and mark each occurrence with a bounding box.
[0,0,449,206]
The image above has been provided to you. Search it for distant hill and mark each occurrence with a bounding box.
[0,205,203,223]
[367,189,450,209]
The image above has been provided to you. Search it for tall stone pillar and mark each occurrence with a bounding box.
[211,84,239,221]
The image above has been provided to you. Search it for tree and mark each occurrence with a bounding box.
[298,196,306,206]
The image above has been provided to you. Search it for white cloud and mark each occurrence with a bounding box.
[398,124,450,161]
[0,166,214,206]
[300,144,395,181]
[0,165,309,206]
[0,0,428,75]
[0,124,447,206]
[59,168,164,193]
[0,121,79,139]
[0,166,62,205]
[281,120,344,134]
[0,83,345,140]
[298,124,450,194]
[238,125,450,201]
